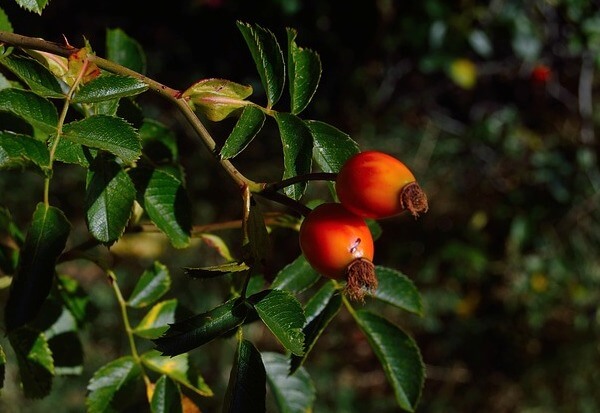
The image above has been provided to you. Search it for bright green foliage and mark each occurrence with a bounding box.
[275,112,313,199]
[8,327,54,399]
[220,105,265,159]
[133,299,177,339]
[286,28,321,115]
[0,54,63,97]
[127,261,171,308]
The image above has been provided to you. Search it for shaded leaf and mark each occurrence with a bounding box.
[0,345,5,390]
[306,120,359,173]
[127,261,171,308]
[184,262,249,279]
[51,138,95,166]
[249,289,305,356]
[373,266,423,316]
[8,327,54,399]
[85,156,136,244]
[61,115,141,164]
[236,21,285,108]
[223,338,266,413]
[133,299,177,339]
[0,130,50,172]
[153,298,249,356]
[130,167,191,248]
[72,73,148,103]
[183,78,253,122]
[55,275,92,326]
[139,119,178,164]
[220,105,265,159]
[4,203,71,332]
[274,112,313,200]
[86,356,142,413]
[151,375,182,413]
[286,28,321,115]
[0,88,58,134]
[354,310,425,412]
[106,28,146,74]
[263,351,315,413]
[271,254,320,294]
[244,196,271,271]
[0,54,64,98]
[141,350,213,397]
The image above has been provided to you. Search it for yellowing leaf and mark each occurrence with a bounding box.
[182,78,253,121]
[448,58,477,89]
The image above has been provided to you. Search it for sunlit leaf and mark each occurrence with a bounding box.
[250,289,305,356]
[263,351,315,413]
[13,0,49,15]
[373,266,423,316]
[0,7,12,35]
[223,338,266,413]
[286,28,321,115]
[106,28,147,74]
[134,299,177,339]
[0,54,64,98]
[271,254,320,294]
[127,261,171,308]
[72,73,148,103]
[4,203,71,332]
[183,78,253,121]
[184,262,249,279]
[236,21,285,108]
[219,105,265,159]
[354,310,425,412]
[306,120,359,173]
[86,356,142,413]
[0,88,58,134]
[274,112,313,200]
[8,327,54,399]
[151,375,182,413]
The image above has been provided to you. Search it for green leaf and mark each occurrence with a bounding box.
[106,28,146,74]
[236,21,285,109]
[223,339,266,413]
[0,344,5,390]
[244,195,272,270]
[0,130,50,172]
[61,115,141,164]
[133,299,177,339]
[85,156,135,244]
[0,88,58,134]
[151,375,182,413]
[51,138,95,166]
[249,289,305,356]
[354,310,425,412]
[0,7,13,34]
[263,351,315,413]
[373,266,423,316]
[130,167,192,249]
[86,356,142,413]
[290,283,341,374]
[8,327,54,399]
[141,350,213,397]
[0,54,64,98]
[72,74,148,103]
[274,112,313,200]
[13,0,49,15]
[153,298,249,356]
[139,119,178,163]
[219,105,265,159]
[306,120,360,173]
[4,203,71,332]
[184,262,249,279]
[55,275,92,326]
[127,261,171,308]
[286,28,321,115]
[183,78,253,122]
[271,254,320,294]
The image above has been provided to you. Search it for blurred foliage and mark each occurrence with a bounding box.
[1,0,600,412]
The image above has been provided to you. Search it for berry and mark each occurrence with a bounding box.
[299,202,377,301]
[335,151,428,219]
[530,64,551,85]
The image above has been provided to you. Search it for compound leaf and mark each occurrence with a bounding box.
[286,28,321,115]
[219,105,265,159]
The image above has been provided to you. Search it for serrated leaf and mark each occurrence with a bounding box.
[249,289,305,356]
[8,327,54,399]
[286,28,321,115]
[184,262,249,279]
[106,28,147,74]
[61,115,141,164]
[150,375,182,413]
[354,310,425,412]
[86,356,142,413]
[290,284,341,374]
[0,88,58,134]
[51,138,96,166]
[4,203,71,332]
[237,21,285,109]
[72,74,148,103]
[153,298,249,357]
[130,167,192,249]
[0,130,50,171]
[14,0,49,15]
[263,351,315,413]
[274,112,313,200]
[271,254,320,294]
[183,78,253,122]
[0,54,64,98]
[134,299,177,339]
[223,339,266,413]
[141,350,213,397]
[306,120,359,173]
[373,266,423,316]
[85,156,135,244]
[127,261,171,308]
[219,105,265,159]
